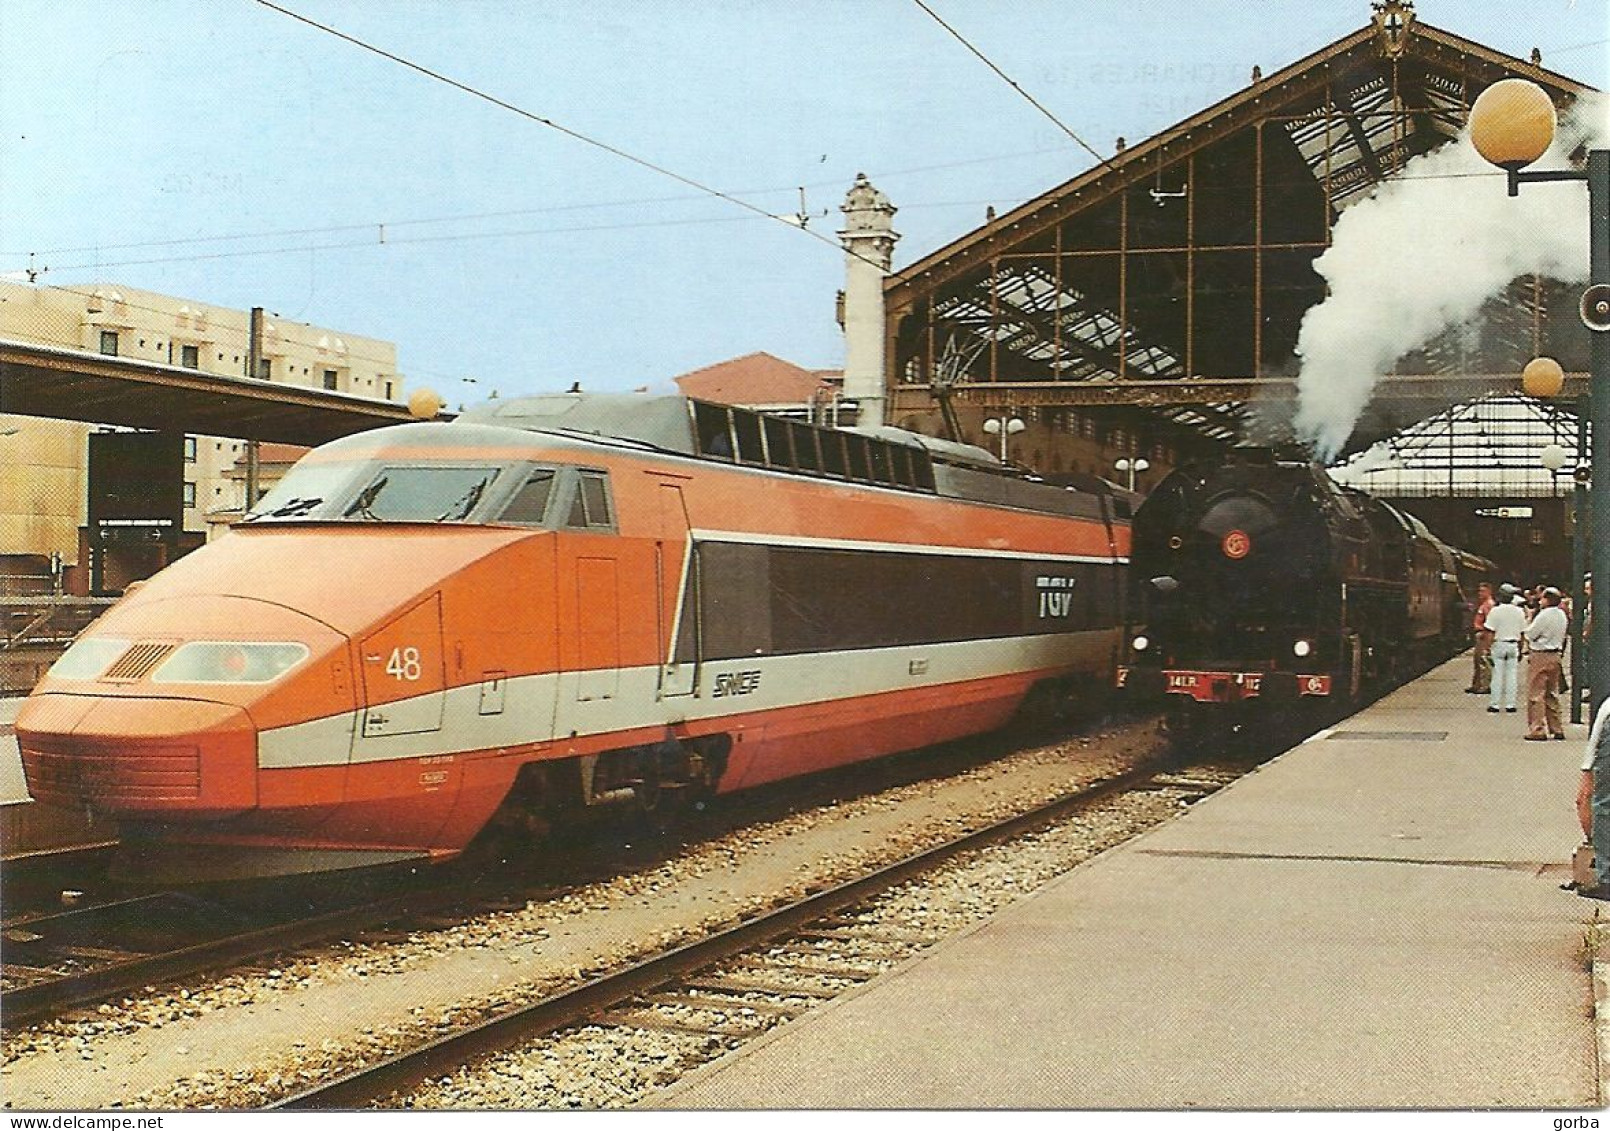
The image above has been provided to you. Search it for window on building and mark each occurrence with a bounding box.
[181,344,200,369]
[383,381,395,400]
[183,481,197,508]
[183,437,197,463]
[256,358,272,380]
[323,370,339,391]
[99,330,119,356]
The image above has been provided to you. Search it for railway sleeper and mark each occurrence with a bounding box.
[683,974,844,1000]
[644,991,806,1018]
[793,926,929,948]
[590,1010,757,1040]
[728,954,875,982]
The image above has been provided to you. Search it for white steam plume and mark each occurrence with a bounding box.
[1292,95,1606,462]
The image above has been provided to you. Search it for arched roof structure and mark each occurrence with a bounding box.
[881,1,1598,458]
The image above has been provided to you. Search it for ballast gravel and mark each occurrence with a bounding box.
[1,717,1230,1110]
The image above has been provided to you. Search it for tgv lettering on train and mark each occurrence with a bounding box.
[1037,575,1078,618]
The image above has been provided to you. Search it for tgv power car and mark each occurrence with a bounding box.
[18,395,1130,881]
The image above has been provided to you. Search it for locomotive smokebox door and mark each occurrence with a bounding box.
[1259,671,1299,704]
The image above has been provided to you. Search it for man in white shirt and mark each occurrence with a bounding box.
[1523,587,1569,741]
[1484,594,1527,715]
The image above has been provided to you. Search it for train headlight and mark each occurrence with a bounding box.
[46,637,132,681]
[1132,635,1150,652]
[1293,639,1314,658]
[151,641,310,684]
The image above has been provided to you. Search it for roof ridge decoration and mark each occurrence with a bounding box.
[1372,0,1415,60]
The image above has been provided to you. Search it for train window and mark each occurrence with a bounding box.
[844,434,873,481]
[867,442,894,486]
[733,411,766,464]
[888,445,911,487]
[497,468,558,526]
[789,421,821,472]
[694,402,735,460]
[564,470,615,530]
[341,466,503,522]
[244,460,364,522]
[821,432,848,478]
[763,416,794,470]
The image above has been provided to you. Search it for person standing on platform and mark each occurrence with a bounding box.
[1575,696,1610,900]
[1523,587,1568,741]
[1467,581,1496,695]
[1485,594,1526,716]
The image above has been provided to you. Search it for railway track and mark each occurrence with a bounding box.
[1,881,460,1028]
[274,755,1221,1110]
[0,715,1147,1034]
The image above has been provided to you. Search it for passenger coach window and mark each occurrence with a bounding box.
[564,470,614,530]
[498,468,558,525]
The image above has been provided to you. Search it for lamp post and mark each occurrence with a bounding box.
[1115,456,1150,491]
[981,415,1025,464]
[1525,355,1585,722]
[1471,78,1610,881]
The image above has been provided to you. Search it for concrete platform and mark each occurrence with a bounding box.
[656,658,1602,1109]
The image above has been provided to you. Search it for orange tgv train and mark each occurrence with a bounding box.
[16,395,1131,881]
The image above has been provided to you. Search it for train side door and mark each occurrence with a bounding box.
[357,593,447,739]
[554,467,622,708]
[656,481,697,699]
[575,557,621,701]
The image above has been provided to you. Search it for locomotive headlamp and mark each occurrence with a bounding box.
[46,637,131,681]
[151,641,310,684]
[1293,639,1314,658]
[1132,635,1150,652]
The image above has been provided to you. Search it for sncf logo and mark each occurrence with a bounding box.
[712,670,762,698]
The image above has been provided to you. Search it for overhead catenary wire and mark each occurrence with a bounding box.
[249,0,892,276]
[910,0,1123,178]
[0,142,1087,262]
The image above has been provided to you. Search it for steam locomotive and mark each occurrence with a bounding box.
[1117,449,1491,729]
[16,394,1128,882]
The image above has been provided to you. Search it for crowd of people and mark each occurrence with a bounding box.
[1466,579,1577,740]
[1466,575,1610,902]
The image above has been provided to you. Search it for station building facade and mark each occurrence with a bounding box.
[0,280,403,593]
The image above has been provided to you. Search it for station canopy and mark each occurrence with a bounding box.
[1330,394,1586,497]
[883,1,1598,458]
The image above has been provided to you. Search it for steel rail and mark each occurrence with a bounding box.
[1,889,455,1028]
[272,754,1176,1110]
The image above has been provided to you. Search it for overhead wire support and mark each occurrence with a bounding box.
[251,0,890,275]
[910,0,1122,178]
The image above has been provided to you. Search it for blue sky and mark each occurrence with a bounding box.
[1,1,1605,404]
